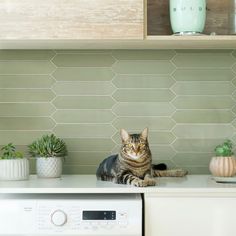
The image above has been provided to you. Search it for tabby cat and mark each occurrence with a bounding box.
[96,128,187,187]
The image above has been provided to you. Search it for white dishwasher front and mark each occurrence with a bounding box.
[0,193,142,236]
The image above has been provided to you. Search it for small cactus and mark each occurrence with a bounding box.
[214,140,234,157]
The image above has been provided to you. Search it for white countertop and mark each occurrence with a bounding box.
[0,175,236,196]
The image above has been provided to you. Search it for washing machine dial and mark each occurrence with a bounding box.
[51,210,67,226]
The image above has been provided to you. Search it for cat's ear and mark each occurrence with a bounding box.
[120,129,130,142]
[141,127,148,140]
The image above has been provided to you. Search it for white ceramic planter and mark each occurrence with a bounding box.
[36,157,62,178]
[209,156,236,177]
[0,158,29,181]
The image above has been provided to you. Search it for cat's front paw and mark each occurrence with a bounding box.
[131,178,156,187]
[144,177,156,186]
[132,179,148,187]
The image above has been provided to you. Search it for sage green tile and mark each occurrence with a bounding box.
[53,96,114,109]
[53,81,115,95]
[0,75,54,88]
[149,132,175,144]
[112,131,175,145]
[173,124,233,138]
[52,54,115,67]
[55,50,110,54]
[112,50,175,60]
[232,78,236,88]
[53,110,115,123]
[66,152,109,165]
[53,124,115,138]
[232,91,236,101]
[150,145,176,159]
[0,61,55,74]
[231,134,236,144]
[231,50,236,58]
[231,119,236,128]
[112,61,175,74]
[172,110,234,123]
[112,117,175,130]
[0,103,55,117]
[173,153,213,166]
[113,75,175,88]
[176,50,233,53]
[173,69,234,81]
[172,82,234,95]
[232,105,236,114]
[0,89,55,102]
[0,117,55,130]
[173,96,234,109]
[173,51,235,67]
[0,50,55,60]
[183,167,210,174]
[63,165,97,174]
[112,89,175,102]
[53,68,114,81]
[112,132,123,144]
[232,64,236,73]
[172,139,225,152]
[0,131,51,145]
[64,138,115,152]
[113,102,175,116]
[29,158,36,174]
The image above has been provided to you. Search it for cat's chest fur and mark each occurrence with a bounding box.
[118,153,152,178]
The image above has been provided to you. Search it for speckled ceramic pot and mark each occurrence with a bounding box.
[209,156,236,177]
[0,158,29,181]
[36,157,62,178]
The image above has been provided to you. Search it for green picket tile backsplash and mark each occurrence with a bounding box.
[53,67,115,81]
[0,49,236,175]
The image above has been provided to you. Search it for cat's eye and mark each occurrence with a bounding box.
[126,143,133,148]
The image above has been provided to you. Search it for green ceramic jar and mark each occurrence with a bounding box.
[169,0,206,35]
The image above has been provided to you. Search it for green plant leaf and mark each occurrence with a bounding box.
[28,134,67,158]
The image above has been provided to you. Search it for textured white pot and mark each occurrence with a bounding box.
[209,156,236,177]
[36,157,62,178]
[0,158,29,181]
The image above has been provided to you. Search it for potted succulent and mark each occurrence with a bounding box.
[28,134,67,178]
[209,140,236,177]
[0,143,29,180]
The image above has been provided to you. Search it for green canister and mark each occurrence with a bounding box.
[169,0,206,35]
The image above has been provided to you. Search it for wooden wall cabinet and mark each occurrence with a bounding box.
[0,0,144,40]
[0,0,235,49]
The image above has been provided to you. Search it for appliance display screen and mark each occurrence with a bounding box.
[83,211,116,220]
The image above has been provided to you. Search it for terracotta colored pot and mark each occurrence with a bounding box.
[209,156,236,177]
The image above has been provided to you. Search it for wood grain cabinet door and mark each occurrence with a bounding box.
[0,0,144,40]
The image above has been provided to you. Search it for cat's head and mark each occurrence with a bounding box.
[120,128,150,161]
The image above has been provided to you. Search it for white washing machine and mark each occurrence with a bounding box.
[0,193,142,236]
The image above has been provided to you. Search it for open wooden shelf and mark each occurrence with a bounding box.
[0,36,235,49]
[144,0,236,49]
[145,35,236,49]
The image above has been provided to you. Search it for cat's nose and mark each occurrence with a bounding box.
[134,149,139,154]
